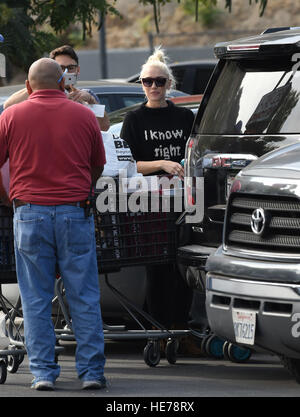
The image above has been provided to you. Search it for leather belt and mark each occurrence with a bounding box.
[14,199,87,209]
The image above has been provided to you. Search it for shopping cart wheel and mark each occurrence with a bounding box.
[227,343,252,363]
[165,339,179,365]
[222,341,230,361]
[7,355,20,374]
[200,334,211,356]
[0,360,7,384]
[205,335,225,359]
[7,345,22,374]
[143,341,161,367]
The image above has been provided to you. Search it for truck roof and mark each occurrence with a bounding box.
[214,27,300,59]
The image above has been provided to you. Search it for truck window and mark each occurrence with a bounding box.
[172,68,185,92]
[193,67,215,94]
[196,59,300,135]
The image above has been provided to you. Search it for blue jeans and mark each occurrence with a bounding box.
[13,203,106,383]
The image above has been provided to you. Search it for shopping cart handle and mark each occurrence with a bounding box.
[175,211,188,226]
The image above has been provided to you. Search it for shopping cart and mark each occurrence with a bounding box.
[55,180,190,367]
[0,179,190,382]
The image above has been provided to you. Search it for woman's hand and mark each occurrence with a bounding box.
[136,160,184,178]
[161,160,184,179]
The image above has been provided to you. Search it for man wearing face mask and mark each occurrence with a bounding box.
[49,45,102,106]
[0,58,106,391]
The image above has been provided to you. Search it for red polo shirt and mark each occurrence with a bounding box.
[0,89,106,204]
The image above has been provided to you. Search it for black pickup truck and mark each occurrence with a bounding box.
[206,142,300,382]
[178,27,300,335]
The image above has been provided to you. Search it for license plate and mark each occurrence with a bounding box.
[232,310,256,345]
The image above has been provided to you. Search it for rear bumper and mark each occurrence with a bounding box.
[206,273,300,358]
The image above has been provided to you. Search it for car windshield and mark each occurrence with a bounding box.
[196,59,300,135]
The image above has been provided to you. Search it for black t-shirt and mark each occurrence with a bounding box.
[120,100,194,173]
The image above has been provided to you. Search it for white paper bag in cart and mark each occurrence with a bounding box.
[101,130,141,178]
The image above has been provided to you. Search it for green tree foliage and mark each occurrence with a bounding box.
[138,0,174,33]
[181,0,222,27]
[0,0,120,78]
[0,2,58,79]
[30,0,120,40]
[225,0,267,16]
[0,0,268,78]
[140,0,268,31]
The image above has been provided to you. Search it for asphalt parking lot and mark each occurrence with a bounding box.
[1,337,300,399]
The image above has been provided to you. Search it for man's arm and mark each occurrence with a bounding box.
[96,114,110,132]
[68,87,110,131]
[3,88,29,109]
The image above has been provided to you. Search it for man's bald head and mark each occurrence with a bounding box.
[27,58,64,91]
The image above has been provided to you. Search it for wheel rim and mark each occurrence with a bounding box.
[144,342,160,367]
[229,344,251,362]
[201,335,211,356]
[222,341,230,360]
[207,336,224,359]
[165,339,178,364]
[7,355,19,373]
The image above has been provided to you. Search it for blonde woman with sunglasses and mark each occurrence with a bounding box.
[120,47,194,179]
[120,48,195,339]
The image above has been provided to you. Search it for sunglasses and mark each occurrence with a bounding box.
[141,77,168,87]
[60,64,78,72]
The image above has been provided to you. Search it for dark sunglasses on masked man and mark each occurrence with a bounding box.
[141,77,168,87]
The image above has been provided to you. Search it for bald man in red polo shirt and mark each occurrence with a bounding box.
[0,58,106,391]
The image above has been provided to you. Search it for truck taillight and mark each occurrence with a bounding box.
[227,44,260,51]
[184,136,197,210]
[187,185,195,206]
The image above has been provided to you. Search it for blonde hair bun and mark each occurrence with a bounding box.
[147,46,167,64]
[140,46,176,90]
